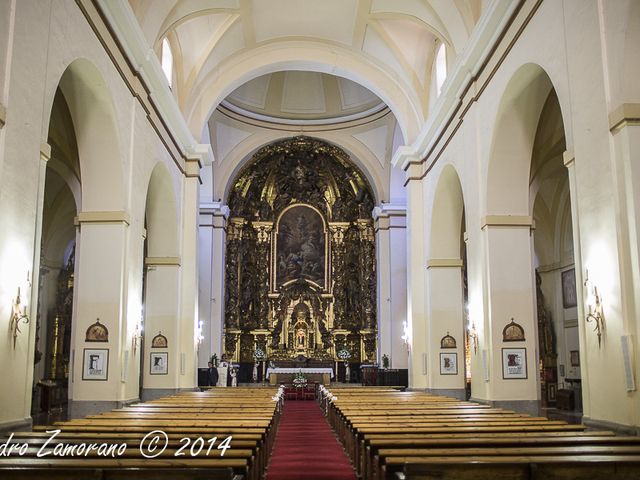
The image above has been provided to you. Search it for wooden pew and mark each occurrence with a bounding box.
[321,387,640,480]
[0,388,282,480]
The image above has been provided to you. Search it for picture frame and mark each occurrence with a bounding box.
[151,332,168,348]
[440,332,457,349]
[85,318,109,342]
[570,350,580,367]
[502,318,525,342]
[548,383,557,402]
[439,352,458,375]
[502,347,527,379]
[150,352,168,375]
[559,364,565,377]
[82,348,109,381]
[562,268,577,308]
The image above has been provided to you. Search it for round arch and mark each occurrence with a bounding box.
[485,63,569,216]
[185,41,424,144]
[430,164,465,260]
[51,58,125,212]
[144,163,180,258]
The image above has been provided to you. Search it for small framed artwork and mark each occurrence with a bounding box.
[502,318,525,342]
[85,318,109,342]
[502,348,527,379]
[559,364,565,377]
[562,268,577,308]
[151,332,168,348]
[440,353,458,375]
[570,350,580,367]
[150,352,168,375]
[548,383,557,402]
[82,348,109,381]
[440,332,457,349]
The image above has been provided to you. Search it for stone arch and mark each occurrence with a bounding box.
[485,64,569,216]
[144,163,180,258]
[430,164,465,260]
[55,58,125,212]
[186,41,423,144]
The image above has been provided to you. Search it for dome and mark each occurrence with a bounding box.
[221,71,386,125]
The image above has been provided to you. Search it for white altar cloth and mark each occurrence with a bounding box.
[266,367,334,379]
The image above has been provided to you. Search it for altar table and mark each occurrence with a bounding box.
[266,367,334,386]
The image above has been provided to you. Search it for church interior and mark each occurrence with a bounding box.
[0,0,640,478]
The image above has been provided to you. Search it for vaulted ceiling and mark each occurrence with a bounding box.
[127,0,486,202]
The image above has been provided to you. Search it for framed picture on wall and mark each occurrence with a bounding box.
[150,352,168,375]
[570,350,580,367]
[82,348,109,381]
[502,348,527,379]
[562,268,577,308]
[439,353,458,375]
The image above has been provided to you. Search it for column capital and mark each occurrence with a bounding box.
[373,204,407,231]
[76,211,131,226]
[40,142,52,162]
[563,149,575,168]
[200,202,230,218]
[426,258,463,269]
[200,202,230,229]
[609,103,640,133]
[481,215,533,230]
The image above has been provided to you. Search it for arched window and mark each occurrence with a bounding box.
[161,38,173,88]
[435,43,447,97]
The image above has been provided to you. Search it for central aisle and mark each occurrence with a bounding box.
[266,401,357,480]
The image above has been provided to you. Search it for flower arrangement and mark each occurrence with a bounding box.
[292,369,307,386]
[210,353,218,367]
[253,348,265,361]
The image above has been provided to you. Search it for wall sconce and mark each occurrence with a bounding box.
[10,287,30,349]
[467,322,478,354]
[584,269,605,347]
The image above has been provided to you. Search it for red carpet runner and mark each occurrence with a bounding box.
[266,401,357,480]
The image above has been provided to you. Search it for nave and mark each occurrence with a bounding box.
[3,386,640,479]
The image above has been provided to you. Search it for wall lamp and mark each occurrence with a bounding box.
[10,287,30,349]
[584,269,605,347]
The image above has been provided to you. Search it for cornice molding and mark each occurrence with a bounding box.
[426,258,463,269]
[76,211,131,226]
[481,215,533,229]
[145,256,181,266]
[609,103,640,133]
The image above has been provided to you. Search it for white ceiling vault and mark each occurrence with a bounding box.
[126,0,486,201]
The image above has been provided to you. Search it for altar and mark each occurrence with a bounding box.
[266,367,334,386]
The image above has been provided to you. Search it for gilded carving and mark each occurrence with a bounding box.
[223,136,376,362]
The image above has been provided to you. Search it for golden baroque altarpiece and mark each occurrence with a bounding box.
[223,137,377,364]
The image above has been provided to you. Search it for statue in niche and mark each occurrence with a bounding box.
[296,328,306,348]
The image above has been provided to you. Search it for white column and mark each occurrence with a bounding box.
[405,162,428,388]
[70,211,130,417]
[480,216,539,408]
[426,259,465,397]
[142,259,180,398]
[373,204,407,368]
[178,158,200,389]
[563,150,590,415]
[198,202,229,366]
